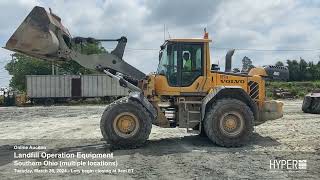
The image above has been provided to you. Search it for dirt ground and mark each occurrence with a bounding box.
[0,100,319,179]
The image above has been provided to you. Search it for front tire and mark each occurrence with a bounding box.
[100,97,152,148]
[204,98,254,147]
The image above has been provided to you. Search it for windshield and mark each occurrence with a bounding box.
[157,46,168,74]
[157,44,177,73]
[156,44,178,85]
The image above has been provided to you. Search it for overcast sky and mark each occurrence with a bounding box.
[1,0,320,87]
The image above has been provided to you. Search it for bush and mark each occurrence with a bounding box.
[266,81,319,99]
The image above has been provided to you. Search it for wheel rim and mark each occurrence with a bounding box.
[113,112,139,138]
[219,111,244,137]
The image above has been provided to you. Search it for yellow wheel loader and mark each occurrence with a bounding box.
[5,6,284,148]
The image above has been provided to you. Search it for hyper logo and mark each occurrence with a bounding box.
[269,160,307,170]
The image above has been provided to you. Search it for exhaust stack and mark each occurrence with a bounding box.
[225,49,235,72]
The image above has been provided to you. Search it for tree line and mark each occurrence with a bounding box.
[237,56,320,81]
[275,58,320,81]
[5,42,105,91]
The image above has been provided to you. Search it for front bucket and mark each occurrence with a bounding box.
[5,6,71,60]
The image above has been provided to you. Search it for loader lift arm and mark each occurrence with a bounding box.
[72,36,127,60]
[4,6,145,81]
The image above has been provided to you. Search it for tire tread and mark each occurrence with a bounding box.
[203,98,254,147]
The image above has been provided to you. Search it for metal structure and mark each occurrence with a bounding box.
[5,6,284,148]
[26,75,129,103]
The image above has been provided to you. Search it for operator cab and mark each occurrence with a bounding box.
[157,38,211,87]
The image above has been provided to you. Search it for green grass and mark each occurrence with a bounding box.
[266,81,320,99]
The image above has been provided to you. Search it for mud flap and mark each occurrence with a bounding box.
[257,100,283,125]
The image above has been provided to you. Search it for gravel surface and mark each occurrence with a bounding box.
[0,100,319,179]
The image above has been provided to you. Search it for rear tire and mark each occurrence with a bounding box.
[204,98,254,147]
[302,96,311,113]
[100,97,152,148]
[310,98,320,114]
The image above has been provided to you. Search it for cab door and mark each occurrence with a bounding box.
[155,42,205,95]
[179,43,205,94]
